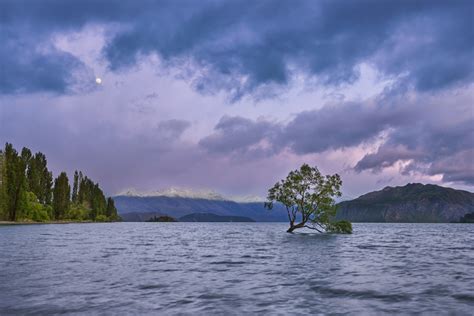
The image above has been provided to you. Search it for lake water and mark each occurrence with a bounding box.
[0,223,473,315]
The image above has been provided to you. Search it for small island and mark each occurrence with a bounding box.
[0,143,120,223]
[460,212,474,223]
[146,215,177,222]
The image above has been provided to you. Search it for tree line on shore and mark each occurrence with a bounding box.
[0,143,119,222]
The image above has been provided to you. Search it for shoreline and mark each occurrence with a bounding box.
[0,220,105,225]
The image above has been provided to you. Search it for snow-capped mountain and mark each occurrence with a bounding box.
[116,187,226,200]
[228,195,266,203]
[116,187,261,202]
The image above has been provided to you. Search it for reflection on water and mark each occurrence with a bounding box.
[0,223,473,314]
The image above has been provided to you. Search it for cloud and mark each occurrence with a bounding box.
[200,99,413,156]
[355,118,474,184]
[199,116,280,159]
[0,29,93,94]
[157,119,191,141]
[282,102,404,154]
[354,145,422,173]
[1,0,472,97]
[428,150,474,184]
[103,0,474,98]
[201,89,474,185]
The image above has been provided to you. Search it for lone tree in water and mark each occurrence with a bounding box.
[265,164,352,234]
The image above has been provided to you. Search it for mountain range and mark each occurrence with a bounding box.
[115,193,288,222]
[116,187,264,203]
[115,183,473,223]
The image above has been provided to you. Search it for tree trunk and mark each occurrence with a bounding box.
[287,222,305,233]
[10,186,21,221]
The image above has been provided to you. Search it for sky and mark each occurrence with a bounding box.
[0,0,473,198]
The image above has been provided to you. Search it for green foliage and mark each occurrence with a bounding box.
[69,174,119,221]
[3,143,28,221]
[106,197,120,220]
[0,151,7,220]
[265,163,351,234]
[66,204,89,221]
[26,152,53,205]
[76,176,107,220]
[53,172,70,220]
[1,143,120,223]
[23,192,51,222]
[95,214,108,222]
[326,220,352,234]
[71,170,79,203]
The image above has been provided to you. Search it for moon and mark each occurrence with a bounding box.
[95,77,102,84]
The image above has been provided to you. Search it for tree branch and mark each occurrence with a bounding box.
[314,221,326,231]
[303,225,323,233]
[291,206,297,223]
[285,206,292,224]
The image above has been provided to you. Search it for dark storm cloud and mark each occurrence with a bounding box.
[103,0,474,97]
[0,0,151,94]
[281,102,410,154]
[0,28,92,94]
[1,0,472,96]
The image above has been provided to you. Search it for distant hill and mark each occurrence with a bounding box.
[460,212,474,223]
[120,212,165,222]
[114,195,288,222]
[179,213,255,222]
[146,215,177,222]
[336,183,474,223]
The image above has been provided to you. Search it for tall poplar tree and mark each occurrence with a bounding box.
[0,151,6,220]
[72,170,79,203]
[53,172,70,220]
[4,144,27,221]
[23,151,53,206]
[39,154,53,206]
[106,197,119,220]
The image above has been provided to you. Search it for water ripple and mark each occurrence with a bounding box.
[0,222,473,314]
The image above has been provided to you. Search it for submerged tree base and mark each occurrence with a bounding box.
[286,220,352,234]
